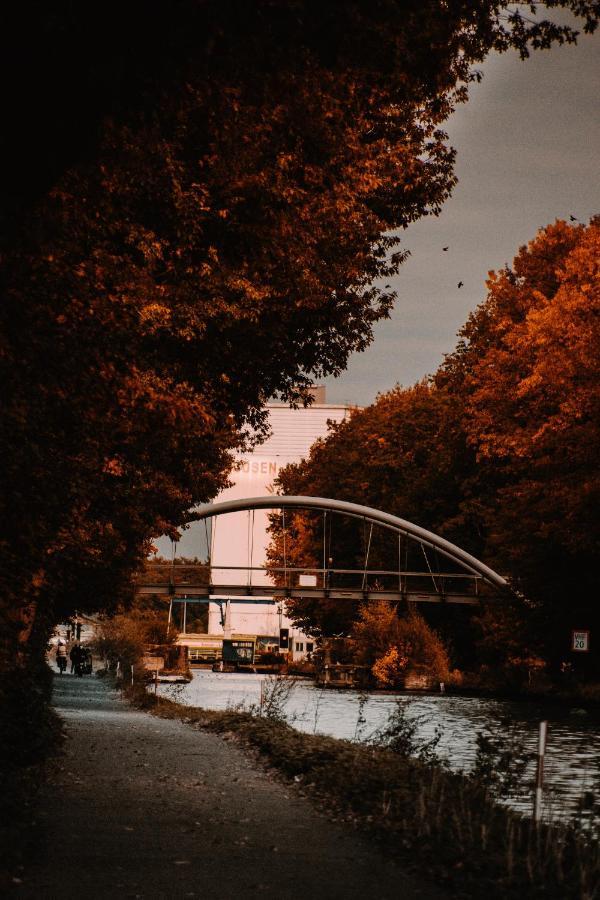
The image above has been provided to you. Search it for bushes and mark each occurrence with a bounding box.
[0,661,60,772]
[351,601,450,687]
[93,601,175,672]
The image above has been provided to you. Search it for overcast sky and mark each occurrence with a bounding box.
[325,28,600,408]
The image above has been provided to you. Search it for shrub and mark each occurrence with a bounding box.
[93,603,174,672]
[351,601,450,687]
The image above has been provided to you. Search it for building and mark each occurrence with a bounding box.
[179,388,354,662]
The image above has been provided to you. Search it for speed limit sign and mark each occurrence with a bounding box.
[572,630,590,652]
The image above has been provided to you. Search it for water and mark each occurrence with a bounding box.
[159,670,600,825]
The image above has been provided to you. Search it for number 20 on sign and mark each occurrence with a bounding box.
[572,630,590,652]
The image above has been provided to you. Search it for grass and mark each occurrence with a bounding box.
[127,682,599,899]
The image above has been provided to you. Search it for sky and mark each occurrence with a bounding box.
[325,27,600,408]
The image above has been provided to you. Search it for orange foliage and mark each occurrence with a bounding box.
[273,219,600,673]
[463,221,600,558]
[351,601,450,684]
[371,646,410,688]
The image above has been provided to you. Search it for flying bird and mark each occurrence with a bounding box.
[442,246,449,251]
[570,214,579,222]
[457,281,464,289]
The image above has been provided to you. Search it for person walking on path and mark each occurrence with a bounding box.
[69,643,82,674]
[55,640,68,674]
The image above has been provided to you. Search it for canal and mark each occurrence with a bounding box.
[159,670,600,826]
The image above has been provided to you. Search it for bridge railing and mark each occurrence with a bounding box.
[133,563,492,603]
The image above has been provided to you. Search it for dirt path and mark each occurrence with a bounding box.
[15,675,446,899]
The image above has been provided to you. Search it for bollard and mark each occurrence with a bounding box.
[439,682,445,694]
[533,720,548,823]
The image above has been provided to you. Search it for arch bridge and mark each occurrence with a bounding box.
[136,496,509,607]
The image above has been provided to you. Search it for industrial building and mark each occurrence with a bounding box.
[176,387,354,664]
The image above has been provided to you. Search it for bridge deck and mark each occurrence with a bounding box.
[134,582,483,605]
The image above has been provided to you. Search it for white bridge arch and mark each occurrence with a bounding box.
[184,495,509,606]
[135,496,509,606]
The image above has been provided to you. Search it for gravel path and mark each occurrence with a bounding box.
[16,675,446,900]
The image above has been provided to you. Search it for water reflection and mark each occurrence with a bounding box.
[159,671,600,823]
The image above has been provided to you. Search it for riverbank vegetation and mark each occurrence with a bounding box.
[94,601,179,675]
[349,601,452,689]
[269,218,600,698]
[129,684,599,899]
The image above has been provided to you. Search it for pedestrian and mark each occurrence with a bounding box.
[70,642,82,674]
[56,639,68,674]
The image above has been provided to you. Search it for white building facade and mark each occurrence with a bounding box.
[183,388,354,661]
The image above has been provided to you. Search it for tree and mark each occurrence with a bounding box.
[458,219,600,669]
[350,601,450,686]
[472,602,545,689]
[2,3,599,671]
[269,382,479,639]
[272,220,600,679]
[94,594,178,672]
[4,3,598,223]
[279,382,476,540]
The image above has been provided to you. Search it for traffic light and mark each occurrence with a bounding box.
[279,628,289,649]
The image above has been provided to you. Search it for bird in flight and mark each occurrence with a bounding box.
[457,281,464,289]
[442,246,449,251]
[570,214,579,222]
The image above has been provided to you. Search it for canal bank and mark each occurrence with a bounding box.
[137,686,599,900]
[12,675,444,900]
[159,670,600,822]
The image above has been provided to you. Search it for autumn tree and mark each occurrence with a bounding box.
[275,382,475,542]
[455,219,600,670]
[350,601,450,687]
[272,220,600,679]
[269,382,479,640]
[4,2,598,225]
[2,3,599,675]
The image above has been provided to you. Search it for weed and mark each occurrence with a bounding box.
[165,681,190,705]
[371,697,443,764]
[127,685,600,899]
[259,674,298,724]
[472,721,535,801]
[0,664,63,891]
[312,688,326,734]
[353,689,369,742]
[571,754,600,838]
